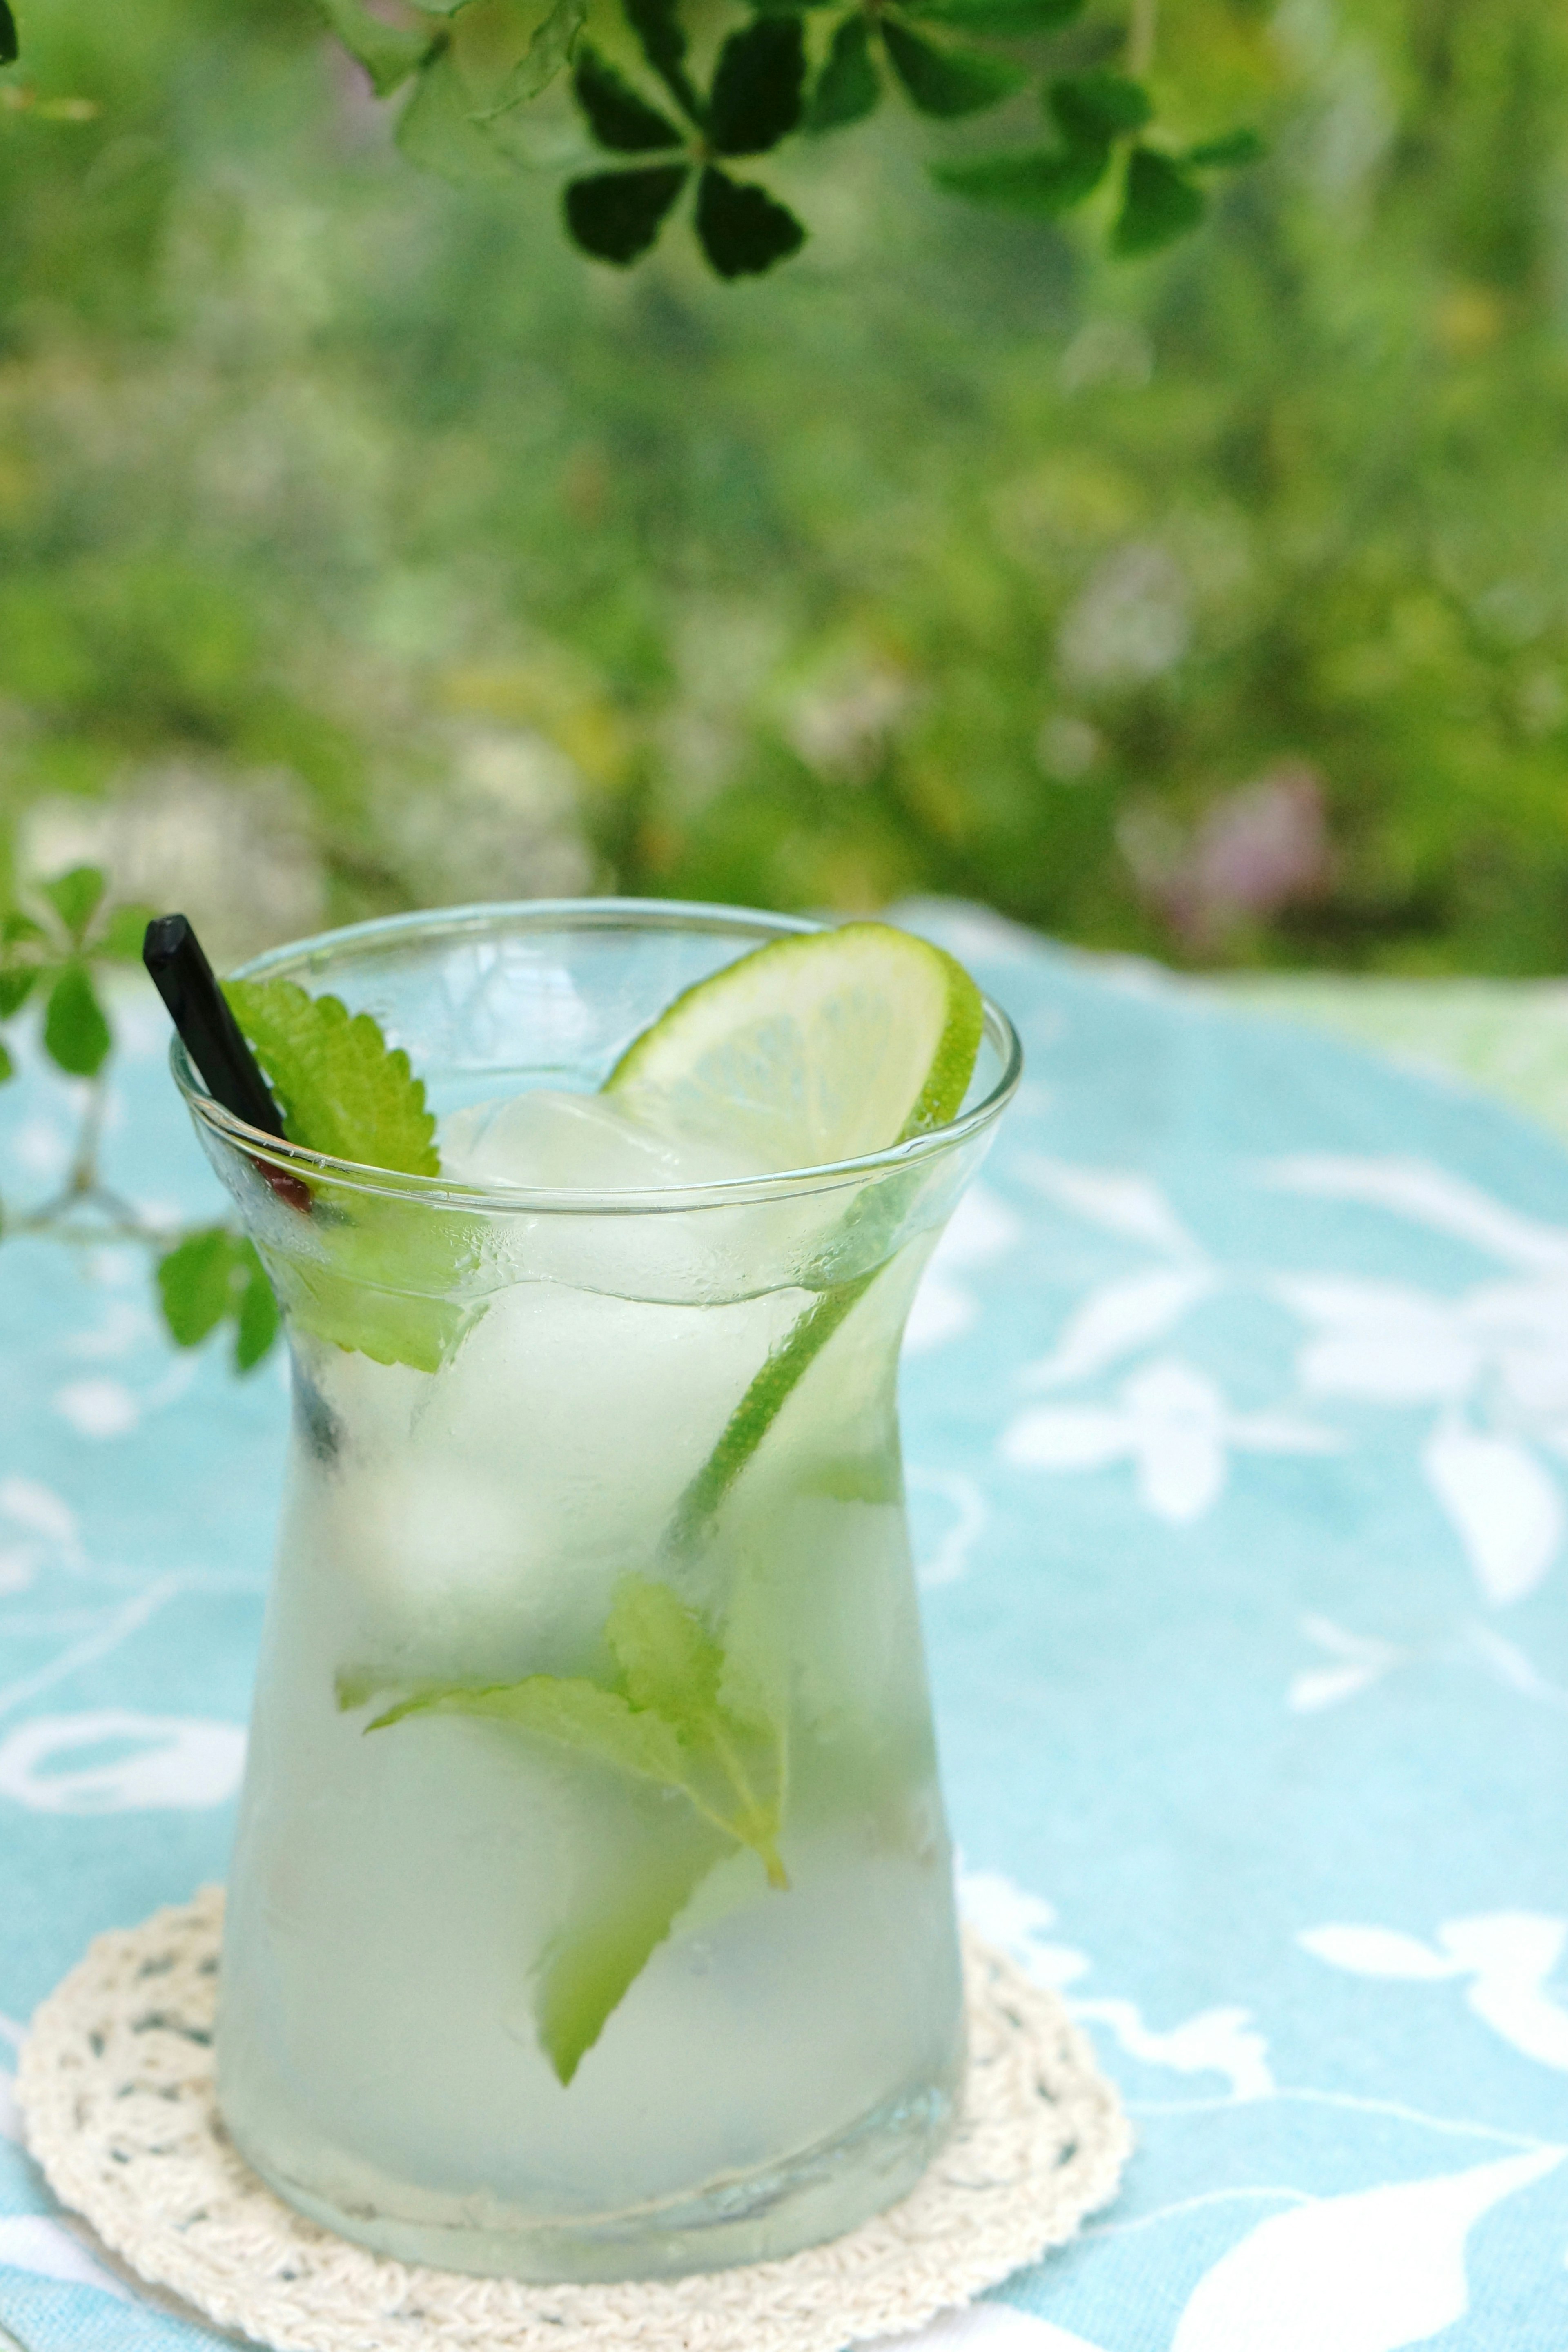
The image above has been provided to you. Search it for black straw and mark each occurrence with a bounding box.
[143,914,286,1140]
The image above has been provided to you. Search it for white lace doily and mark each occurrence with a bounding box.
[18,1886,1129,2352]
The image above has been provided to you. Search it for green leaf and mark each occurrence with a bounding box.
[708,17,806,157]
[1047,69,1151,148]
[933,140,1107,212]
[233,1243,281,1372]
[0,963,38,1019]
[223,978,440,1175]
[1113,143,1205,255]
[533,1825,722,2084]
[572,46,684,151]
[0,2,16,68]
[565,164,689,263]
[315,0,433,96]
[396,43,518,185]
[96,904,159,964]
[606,1575,725,1723]
[902,0,1083,27]
[41,866,105,946]
[157,1228,240,1349]
[475,0,586,116]
[0,1040,13,1085]
[694,166,805,277]
[2,912,46,947]
[43,962,111,1077]
[624,0,703,125]
[806,14,879,132]
[372,1672,695,1783]
[1186,126,1266,169]
[880,20,1023,119]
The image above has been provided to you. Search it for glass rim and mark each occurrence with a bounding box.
[174,897,1024,1216]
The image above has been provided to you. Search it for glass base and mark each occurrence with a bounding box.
[225,2065,961,2283]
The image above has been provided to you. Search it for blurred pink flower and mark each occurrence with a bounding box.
[1119,761,1334,950]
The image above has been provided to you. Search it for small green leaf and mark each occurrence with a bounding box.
[933,140,1107,212]
[565,163,689,262]
[224,978,441,1175]
[880,20,1023,119]
[0,963,38,1019]
[1185,126,1266,169]
[624,0,702,124]
[1048,69,1151,148]
[806,14,879,132]
[372,1673,695,1783]
[0,2,16,68]
[397,43,518,185]
[43,962,111,1077]
[315,0,433,96]
[694,165,805,276]
[475,0,587,116]
[158,1228,239,1350]
[41,866,105,946]
[533,1826,722,2084]
[96,904,159,964]
[234,1244,282,1372]
[708,17,805,157]
[1113,143,1205,255]
[607,1575,725,1724]
[0,1040,13,1085]
[2,912,46,947]
[902,0,1083,27]
[572,45,684,151]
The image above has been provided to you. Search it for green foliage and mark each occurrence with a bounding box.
[1112,145,1204,255]
[223,978,441,1176]
[313,0,432,98]
[880,19,1024,119]
[156,1228,278,1370]
[364,1571,788,2080]
[807,16,878,132]
[42,961,111,1075]
[0,2,16,69]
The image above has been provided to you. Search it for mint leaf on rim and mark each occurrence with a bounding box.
[224,978,440,1175]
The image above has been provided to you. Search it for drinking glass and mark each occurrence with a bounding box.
[175,901,1020,2282]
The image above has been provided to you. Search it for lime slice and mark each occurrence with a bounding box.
[604,921,984,1170]
[606,922,985,1539]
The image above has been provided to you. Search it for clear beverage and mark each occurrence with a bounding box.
[180,903,1019,2281]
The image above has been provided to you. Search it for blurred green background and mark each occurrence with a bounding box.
[1,0,1565,971]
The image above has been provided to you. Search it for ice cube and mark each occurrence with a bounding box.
[442,1089,771,1193]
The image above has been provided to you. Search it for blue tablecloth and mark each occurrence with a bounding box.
[3,906,1567,2352]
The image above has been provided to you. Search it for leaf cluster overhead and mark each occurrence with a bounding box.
[301,0,1263,279]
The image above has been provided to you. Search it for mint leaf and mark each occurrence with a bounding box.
[96,904,159,963]
[364,1572,792,2077]
[158,1228,239,1347]
[41,865,105,945]
[534,1823,723,2084]
[224,978,440,1175]
[373,1672,695,1783]
[43,962,111,1077]
[258,1194,477,1372]
[234,1243,282,1371]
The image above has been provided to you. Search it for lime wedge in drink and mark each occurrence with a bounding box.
[606,922,984,1538]
[604,920,983,1171]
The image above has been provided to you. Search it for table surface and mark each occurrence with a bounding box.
[3,907,1568,2352]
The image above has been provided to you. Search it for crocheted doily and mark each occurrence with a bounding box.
[18,1886,1129,2352]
